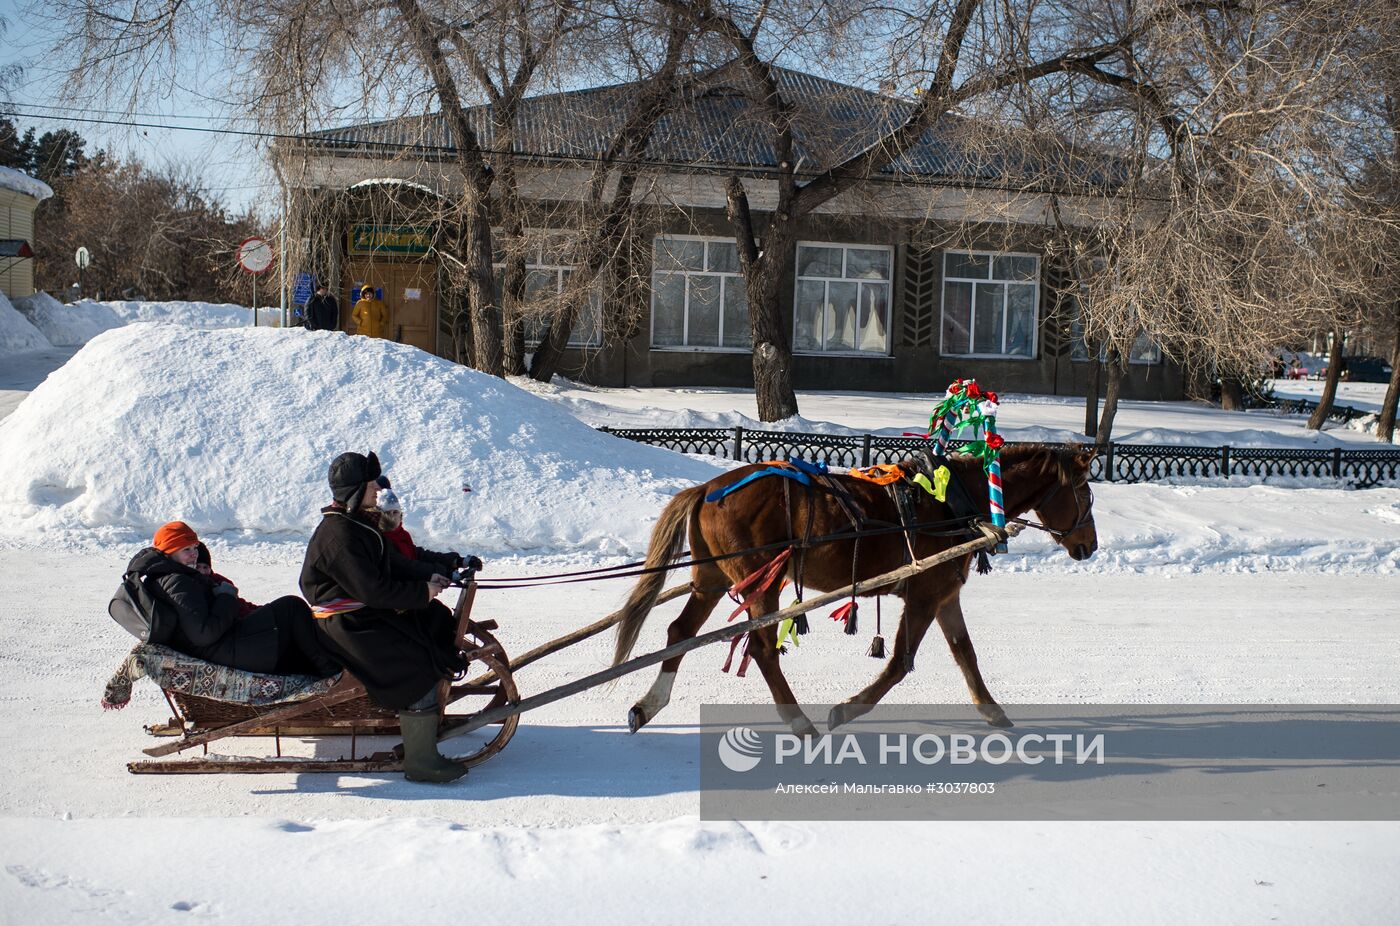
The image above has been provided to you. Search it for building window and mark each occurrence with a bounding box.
[494,231,602,348]
[793,243,892,354]
[940,251,1038,358]
[1069,318,1162,365]
[651,236,751,350]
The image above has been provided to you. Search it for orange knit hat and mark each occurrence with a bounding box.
[153,521,199,555]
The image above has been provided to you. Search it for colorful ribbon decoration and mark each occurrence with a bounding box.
[927,379,1007,552]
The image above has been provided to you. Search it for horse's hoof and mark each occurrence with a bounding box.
[627,706,647,734]
[979,705,1014,728]
[828,704,854,731]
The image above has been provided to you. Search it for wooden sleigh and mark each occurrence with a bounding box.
[105,581,519,775]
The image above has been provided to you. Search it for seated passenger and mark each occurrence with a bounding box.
[127,521,341,677]
[300,452,476,783]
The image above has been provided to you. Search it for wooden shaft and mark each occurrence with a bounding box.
[452,525,1011,734]
[462,583,691,686]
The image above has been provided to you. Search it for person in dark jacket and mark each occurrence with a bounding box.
[300,451,476,783]
[131,521,340,677]
[303,282,340,332]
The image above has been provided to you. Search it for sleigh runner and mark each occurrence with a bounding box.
[106,579,520,775]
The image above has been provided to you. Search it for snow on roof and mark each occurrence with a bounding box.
[0,166,55,202]
[0,325,720,551]
[348,177,439,196]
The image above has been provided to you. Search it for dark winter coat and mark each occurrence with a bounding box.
[126,547,280,672]
[300,507,460,709]
[304,293,340,332]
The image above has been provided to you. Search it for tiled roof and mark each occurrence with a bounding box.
[302,65,1111,188]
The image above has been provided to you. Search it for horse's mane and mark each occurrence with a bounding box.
[899,442,1090,487]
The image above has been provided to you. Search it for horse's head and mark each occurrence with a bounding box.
[1030,449,1098,561]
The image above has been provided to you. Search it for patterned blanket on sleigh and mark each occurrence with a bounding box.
[102,644,340,710]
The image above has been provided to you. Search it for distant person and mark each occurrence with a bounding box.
[351,284,389,339]
[304,281,340,332]
[300,452,478,783]
[124,521,340,677]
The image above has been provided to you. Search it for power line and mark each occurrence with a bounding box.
[4,103,1142,201]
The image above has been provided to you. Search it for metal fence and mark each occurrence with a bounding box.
[599,426,1400,487]
[1254,394,1370,425]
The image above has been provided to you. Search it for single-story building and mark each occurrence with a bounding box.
[275,65,1183,399]
[0,166,53,300]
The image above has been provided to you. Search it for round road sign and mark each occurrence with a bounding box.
[75,246,90,269]
[237,236,274,275]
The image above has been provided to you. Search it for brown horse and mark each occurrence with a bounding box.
[612,443,1098,736]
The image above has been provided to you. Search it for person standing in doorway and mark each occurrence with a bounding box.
[304,281,341,332]
[351,284,389,339]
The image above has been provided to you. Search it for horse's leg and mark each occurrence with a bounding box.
[744,592,819,738]
[627,576,724,733]
[936,592,1012,728]
[827,595,939,730]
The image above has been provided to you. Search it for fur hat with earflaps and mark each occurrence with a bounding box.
[328,451,382,512]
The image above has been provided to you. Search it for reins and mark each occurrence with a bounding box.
[470,514,986,590]
[465,456,1092,592]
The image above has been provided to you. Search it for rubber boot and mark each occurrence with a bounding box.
[397,709,468,783]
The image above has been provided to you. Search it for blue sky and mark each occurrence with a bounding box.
[0,0,273,214]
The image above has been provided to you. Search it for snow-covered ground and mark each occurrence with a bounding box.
[1270,379,1389,413]
[521,378,1393,448]
[2,327,1398,923]
[12,292,124,347]
[0,291,51,354]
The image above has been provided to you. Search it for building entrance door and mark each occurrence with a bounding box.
[343,260,438,352]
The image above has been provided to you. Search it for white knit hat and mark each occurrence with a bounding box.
[375,487,402,513]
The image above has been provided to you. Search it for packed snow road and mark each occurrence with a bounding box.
[2,548,1398,924]
[2,550,1395,825]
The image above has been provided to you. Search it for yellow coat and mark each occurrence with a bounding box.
[351,295,390,339]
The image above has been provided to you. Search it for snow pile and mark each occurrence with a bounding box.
[0,291,52,354]
[0,326,720,552]
[0,165,54,201]
[90,299,282,329]
[12,292,124,346]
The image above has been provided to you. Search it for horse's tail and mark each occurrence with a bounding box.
[612,484,706,666]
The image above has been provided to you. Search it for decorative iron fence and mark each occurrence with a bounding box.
[1254,394,1369,425]
[599,426,1400,487]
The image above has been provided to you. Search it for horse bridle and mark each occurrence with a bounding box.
[1015,472,1095,540]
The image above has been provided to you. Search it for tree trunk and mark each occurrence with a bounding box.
[1377,306,1400,443]
[1307,327,1345,430]
[500,247,528,377]
[461,186,504,377]
[726,177,797,421]
[1083,341,1102,438]
[1219,377,1245,411]
[1096,349,1125,444]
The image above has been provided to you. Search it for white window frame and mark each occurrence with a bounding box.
[939,250,1040,360]
[493,228,602,349]
[649,234,750,352]
[791,241,895,357]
